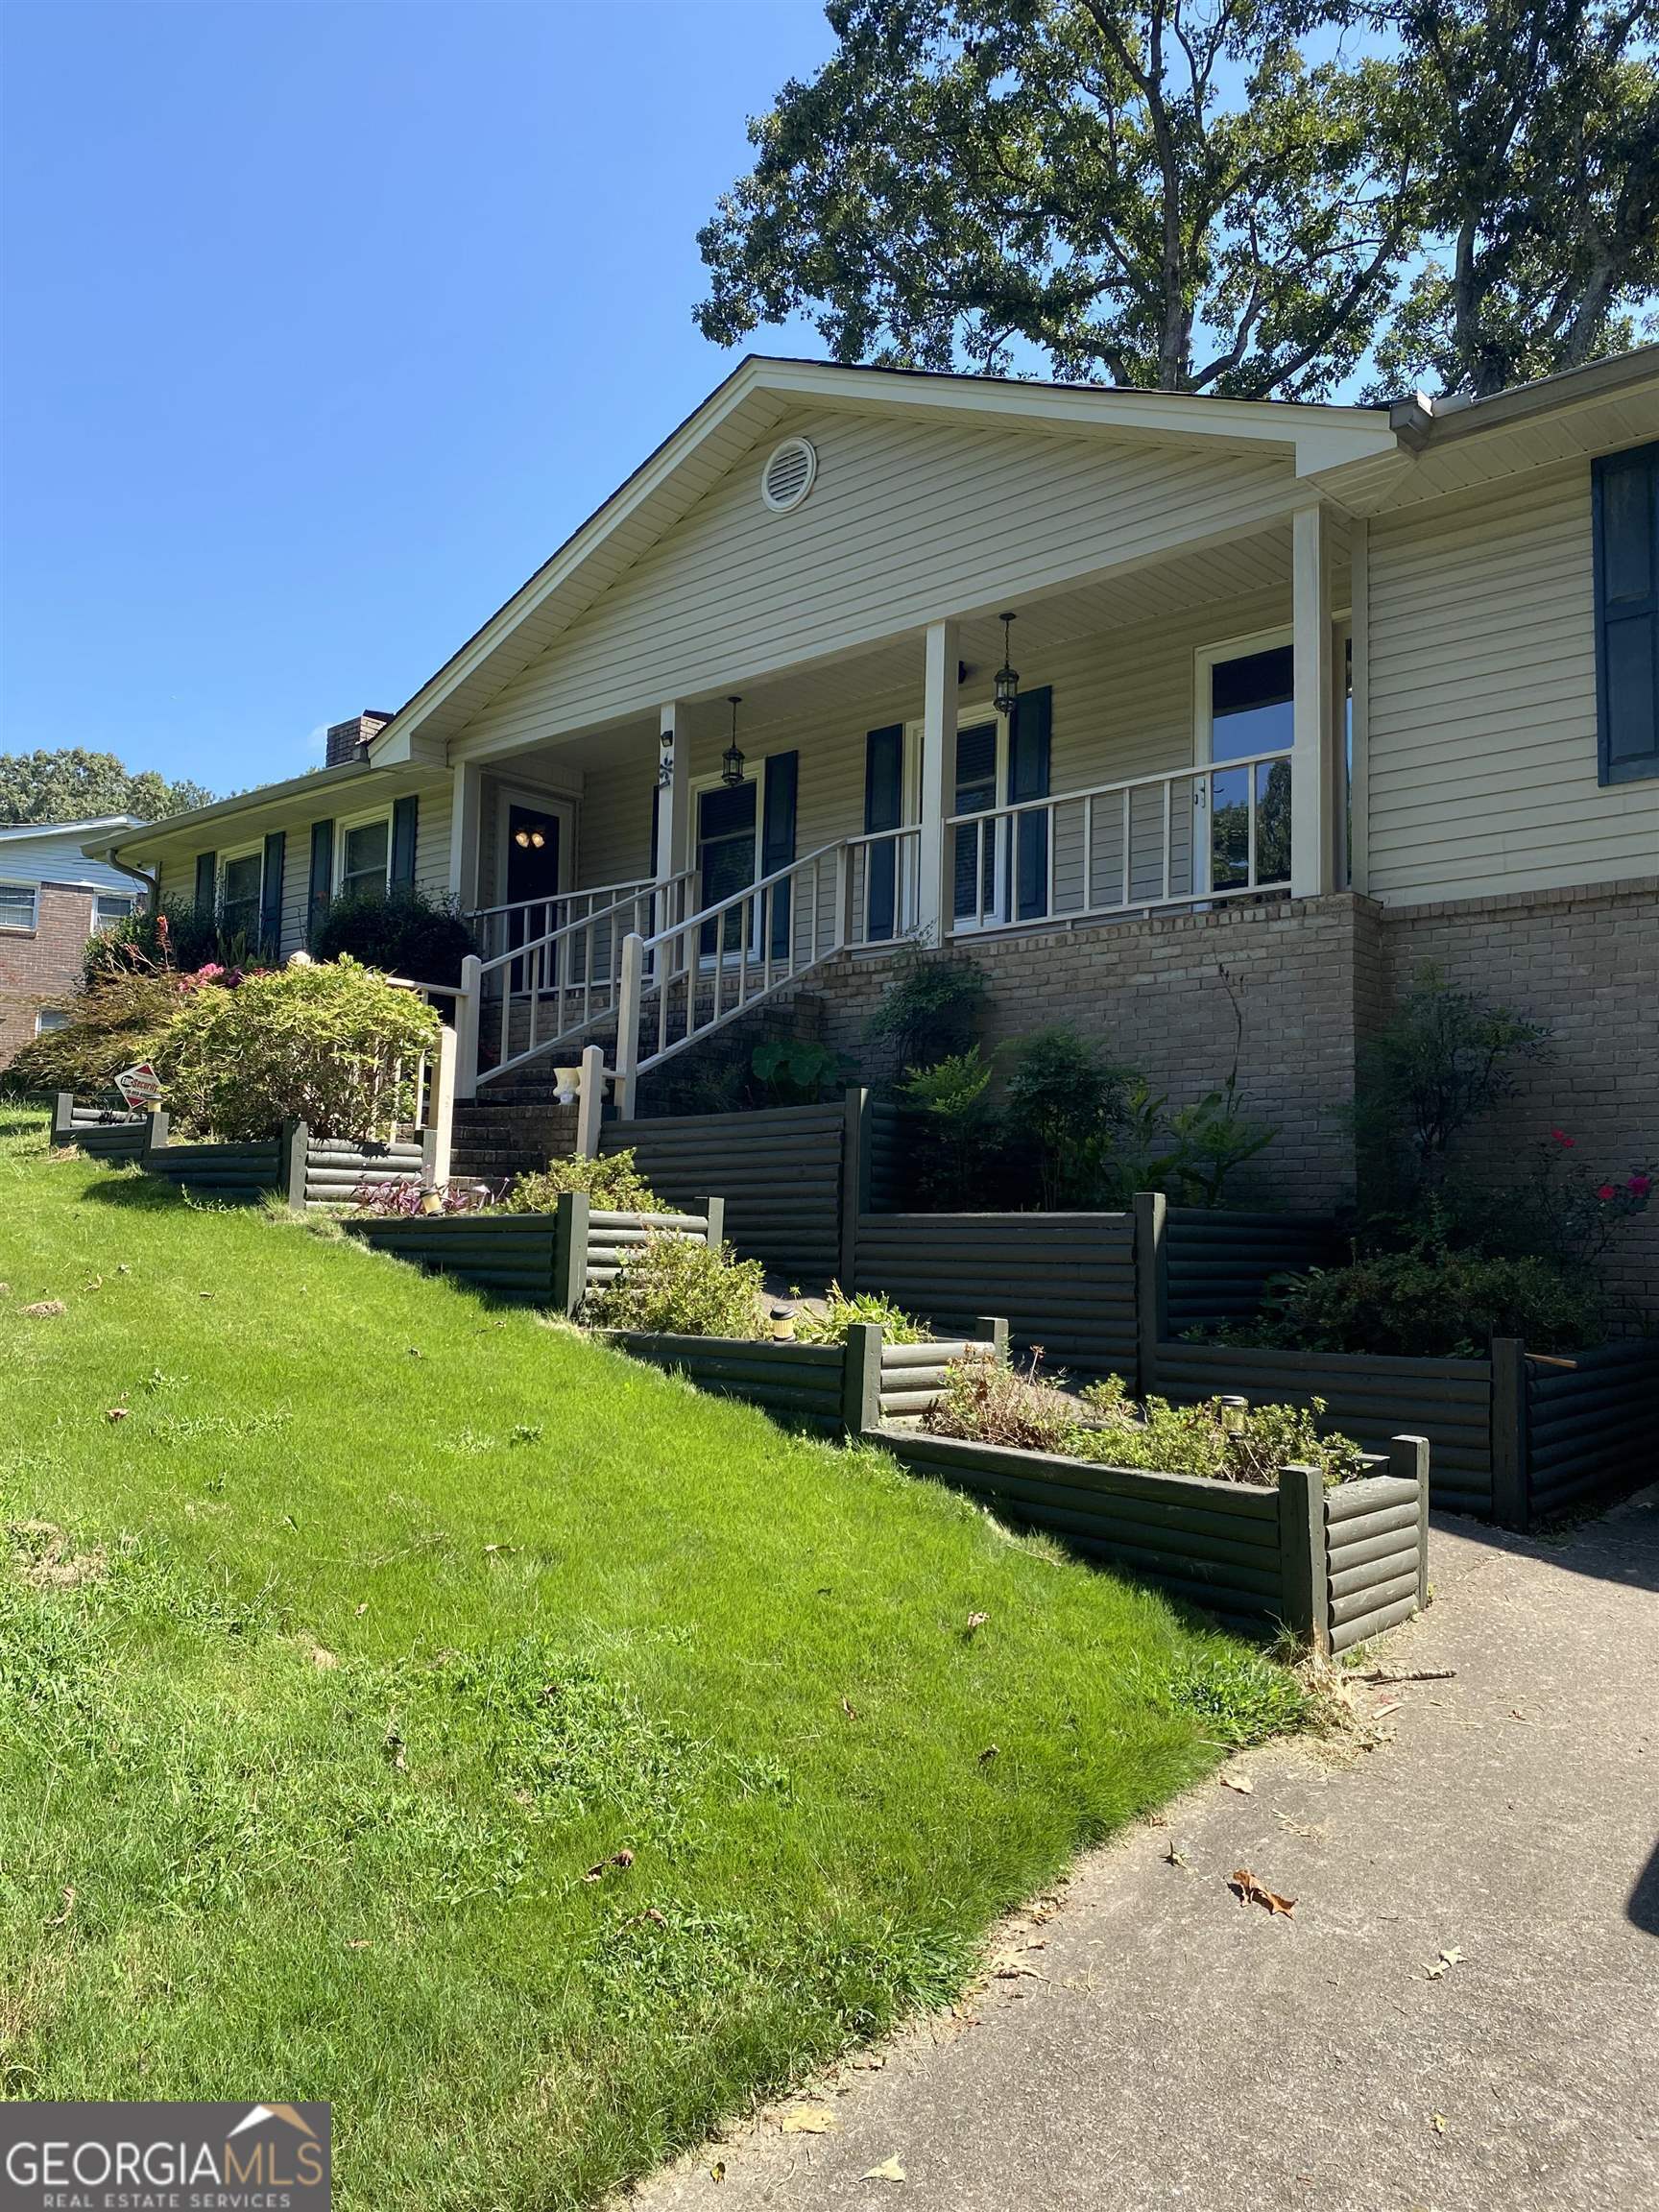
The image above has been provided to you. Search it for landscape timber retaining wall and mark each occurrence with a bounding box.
[873,1427,1430,1649]
[1164,1207,1340,1332]
[1148,1339,1498,1520]
[144,1131,287,1203]
[51,1094,150,1162]
[1524,1341,1659,1520]
[851,1211,1137,1372]
[340,1192,720,1311]
[301,1135,429,1210]
[602,1320,999,1436]
[1325,1474,1431,1654]
[604,1103,845,1285]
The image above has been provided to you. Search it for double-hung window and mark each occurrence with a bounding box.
[219,851,263,944]
[0,882,36,932]
[339,817,391,899]
[95,891,135,926]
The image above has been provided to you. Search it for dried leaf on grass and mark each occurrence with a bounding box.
[21,1300,65,1318]
[1228,1867,1295,1916]
[582,1849,635,1882]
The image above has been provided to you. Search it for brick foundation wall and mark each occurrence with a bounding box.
[805,878,1657,1314]
[0,881,96,1069]
[814,893,1377,1214]
[1380,878,1659,1313]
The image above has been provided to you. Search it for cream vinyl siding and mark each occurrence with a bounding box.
[453,409,1298,761]
[569,587,1290,937]
[154,782,454,960]
[1366,465,1659,903]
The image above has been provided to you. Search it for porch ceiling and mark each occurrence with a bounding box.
[485,517,1334,773]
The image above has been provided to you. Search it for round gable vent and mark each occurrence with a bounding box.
[761,436,817,513]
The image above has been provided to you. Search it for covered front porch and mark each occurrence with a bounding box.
[443,502,1354,1109]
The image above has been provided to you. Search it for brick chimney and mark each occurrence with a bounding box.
[325,709,395,767]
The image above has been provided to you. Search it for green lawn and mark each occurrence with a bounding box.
[0,1108,1301,2209]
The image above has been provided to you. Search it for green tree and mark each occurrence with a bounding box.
[0,747,214,826]
[1369,0,1659,398]
[696,0,1416,397]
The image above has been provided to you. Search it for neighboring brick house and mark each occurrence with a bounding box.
[0,819,149,1067]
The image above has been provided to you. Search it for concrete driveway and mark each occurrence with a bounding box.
[632,1490,1659,2212]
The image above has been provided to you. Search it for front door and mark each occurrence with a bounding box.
[696,780,757,958]
[505,803,562,986]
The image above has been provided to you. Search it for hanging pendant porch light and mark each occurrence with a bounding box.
[722,696,746,786]
[994,613,1020,717]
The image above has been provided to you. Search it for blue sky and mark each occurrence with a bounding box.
[1,0,836,792]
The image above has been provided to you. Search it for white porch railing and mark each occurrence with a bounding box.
[462,872,694,1091]
[466,877,655,965]
[946,750,1291,935]
[612,843,847,1115]
[844,825,923,944]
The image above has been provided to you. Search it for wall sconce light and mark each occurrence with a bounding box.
[994,613,1020,717]
[658,724,675,789]
[722,696,745,786]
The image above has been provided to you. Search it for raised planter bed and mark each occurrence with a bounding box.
[341,1190,722,1310]
[51,1093,151,1161]
[874,1425,1430,1653]
[603,1319,1002,1435]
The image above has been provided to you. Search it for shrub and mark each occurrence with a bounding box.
[585,1234,766,1338]
[159,956,441,1141]
[865,946,986,1068]
[1243,1247,1610,1358]
[1003,1027,1128,1209]
[1357,963,1551,1206]
[310,885,479,986]
[925,1350,1078,1454]
[1160,1078,1276,1208]
[83,900,223,987]
[1074,1378,1369,1487]
[1,970,187,1099]
[795,1283,932,1346]
[749,1037,850,1105]
[900,1047,998,1208]
[501,1149,667,1215]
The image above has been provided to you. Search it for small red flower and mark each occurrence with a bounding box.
[1550,1129,1575,1148]
[1629,1174,1652,1199]
[1597,1184,1617,1201]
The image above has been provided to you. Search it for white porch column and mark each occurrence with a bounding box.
[448,760,484,912]
[655,701,688,926]
[1290,503,1336,900]
[916,618,960,944]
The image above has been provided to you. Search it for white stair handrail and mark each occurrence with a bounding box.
[613,841,847,1117]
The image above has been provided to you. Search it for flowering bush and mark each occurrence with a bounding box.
[159,956,441,1141]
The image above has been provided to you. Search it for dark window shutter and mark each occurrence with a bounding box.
[390,794,419,886]
[864,724,905,942]
[259,830,285,957]
[761,751,799,956]
[1008,685,1052,920]
[1593,443,1659,784]
[194,851,217,912]
[307,820,334,939]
